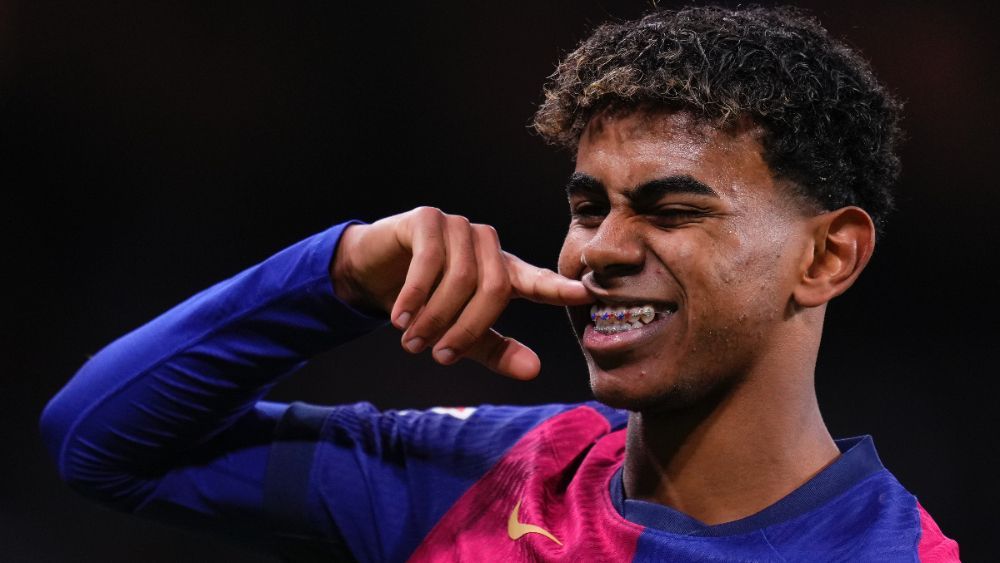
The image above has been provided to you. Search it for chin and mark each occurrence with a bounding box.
[588,363,732,414]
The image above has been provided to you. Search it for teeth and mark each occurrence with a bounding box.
[589,304,669,334]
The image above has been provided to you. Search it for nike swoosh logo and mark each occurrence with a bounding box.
[507,499,562,546]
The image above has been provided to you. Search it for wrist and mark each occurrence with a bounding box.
[331,223,370,311]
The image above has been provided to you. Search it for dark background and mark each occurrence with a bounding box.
[3,1,996,561]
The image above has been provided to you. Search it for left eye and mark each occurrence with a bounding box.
[650,208,705,225]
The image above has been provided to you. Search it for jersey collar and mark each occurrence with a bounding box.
[609,435,886,536]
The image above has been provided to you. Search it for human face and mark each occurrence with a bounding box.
[558,110,813,412]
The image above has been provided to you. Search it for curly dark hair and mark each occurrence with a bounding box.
[533,5,903,232]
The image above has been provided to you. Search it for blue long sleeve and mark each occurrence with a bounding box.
[39,221,384,522]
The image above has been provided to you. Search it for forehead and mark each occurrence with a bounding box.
[575,109,776,201]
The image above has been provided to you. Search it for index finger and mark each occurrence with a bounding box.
[505,253,593,306]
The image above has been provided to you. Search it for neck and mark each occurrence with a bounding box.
[622,347,838,525]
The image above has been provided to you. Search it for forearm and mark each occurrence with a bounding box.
[40,221,385,509]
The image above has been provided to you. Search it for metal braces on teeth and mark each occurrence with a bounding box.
[589,305,671,334]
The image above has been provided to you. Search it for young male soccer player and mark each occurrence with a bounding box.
[41,6,960,561]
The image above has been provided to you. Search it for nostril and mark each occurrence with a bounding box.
[581,245,644,273]
[593,262,643,281]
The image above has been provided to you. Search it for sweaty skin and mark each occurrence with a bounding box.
[558,109,869,525]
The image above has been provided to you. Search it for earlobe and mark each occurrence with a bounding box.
[793,207,876,308]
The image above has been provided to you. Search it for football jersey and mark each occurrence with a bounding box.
[40,222,960,562]
[266,400,958,562]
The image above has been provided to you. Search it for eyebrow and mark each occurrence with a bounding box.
[565,172,719,203]
[564,173,605,198]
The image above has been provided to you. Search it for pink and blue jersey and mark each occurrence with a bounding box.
[40,222,959,562]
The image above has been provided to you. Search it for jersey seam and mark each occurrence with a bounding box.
[910,496,923,563]
[314,408,382,562]
[758,529,788,562]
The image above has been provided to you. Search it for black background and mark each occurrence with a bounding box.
[3,1,996,561]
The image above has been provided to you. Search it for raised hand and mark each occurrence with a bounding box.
[331,207,592,380]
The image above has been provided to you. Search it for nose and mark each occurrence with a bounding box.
[581,212,644,283]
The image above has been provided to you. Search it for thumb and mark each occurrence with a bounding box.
[463,329,541,380]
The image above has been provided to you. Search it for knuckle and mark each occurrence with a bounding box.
[414,205,442,215]
[449,264,478,288]
[449,324,483,353]
[480,276,510,299]
[534,268,554,287]
[400,284,430,300]
[447,214,472,228]
[473,223,499,239]
[460,325,481,341]
[422,311,450,331]
[428,246,447,263]
[414,243,446,263]
[413,206,444,223]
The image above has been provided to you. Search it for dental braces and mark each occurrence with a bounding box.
[589,305,668,323]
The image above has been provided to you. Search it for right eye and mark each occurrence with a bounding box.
[570,202,608,226]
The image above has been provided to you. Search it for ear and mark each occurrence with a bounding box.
[793,206,876,308]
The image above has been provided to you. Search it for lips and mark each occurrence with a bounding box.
[570,297,678,354]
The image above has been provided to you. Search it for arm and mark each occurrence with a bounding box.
[40,221,383,516]
[40,208,591,555]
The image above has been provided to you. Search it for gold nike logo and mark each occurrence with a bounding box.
[507,499,562,546]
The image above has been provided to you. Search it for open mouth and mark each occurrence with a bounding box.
[589,303,677,335]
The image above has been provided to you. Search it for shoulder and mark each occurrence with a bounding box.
[768,464,959,561]
[275,400,626,453]
[848,470,960,562]
[915,502,961,562]
[753,436,960,561]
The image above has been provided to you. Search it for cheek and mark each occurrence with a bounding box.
[699,235,799,329]
[654,234,726,294]
[666,230,775,316]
